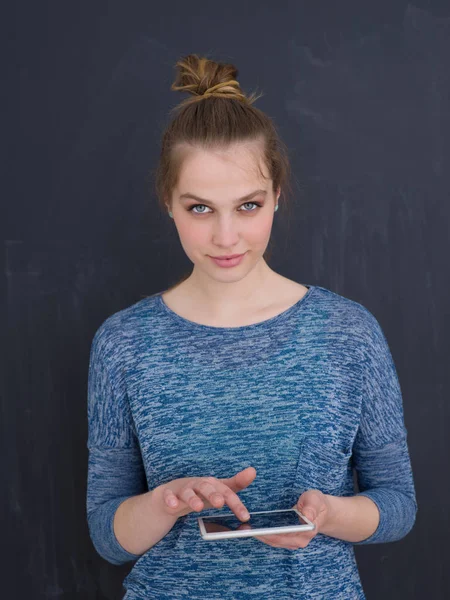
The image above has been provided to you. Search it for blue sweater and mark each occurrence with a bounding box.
[86,284,417,599]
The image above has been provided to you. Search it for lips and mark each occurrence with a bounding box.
[209,253,247,268]
[212,253,244,259]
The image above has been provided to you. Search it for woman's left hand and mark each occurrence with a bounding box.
[253,489,331,550]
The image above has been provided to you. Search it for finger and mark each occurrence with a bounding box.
[295,509,315,525]
[256,534,283,543]
[254,535,283,547]
[230,466,257,492]
[254,534,306,549]
[217,484,250,521]
[300,506,317,524]
[194,479,225,508]
[178,486,204,511]
[163,488,179,508]
[297,489,324,524]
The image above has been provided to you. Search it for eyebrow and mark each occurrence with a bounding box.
[179,189,267,206]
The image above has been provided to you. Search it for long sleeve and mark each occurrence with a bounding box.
[352,308,418,545]
[86,319,148,565]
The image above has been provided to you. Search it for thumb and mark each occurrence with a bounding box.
[297,490,321,523]
[301,506,317,523]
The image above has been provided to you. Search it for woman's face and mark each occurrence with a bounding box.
[168,141,280,280]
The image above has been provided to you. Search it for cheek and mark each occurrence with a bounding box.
[177,220,206,245]
[176,220,211,260]
[247,216,273,244]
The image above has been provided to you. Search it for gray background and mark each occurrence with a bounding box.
[3,1,449,598]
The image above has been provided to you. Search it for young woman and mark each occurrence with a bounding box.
[86,54,417,599]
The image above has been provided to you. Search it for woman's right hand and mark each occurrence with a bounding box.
[156,466,257,522]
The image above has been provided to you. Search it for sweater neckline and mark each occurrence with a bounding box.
[155,284,316,332]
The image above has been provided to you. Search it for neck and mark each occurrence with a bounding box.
[182,258,278,316]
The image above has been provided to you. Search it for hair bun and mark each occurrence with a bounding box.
[170,54,259,106]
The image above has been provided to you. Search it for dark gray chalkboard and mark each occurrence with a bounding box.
[4,2,449,598]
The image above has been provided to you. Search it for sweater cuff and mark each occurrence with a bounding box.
[88,495,143,565]
[352,488,417,545]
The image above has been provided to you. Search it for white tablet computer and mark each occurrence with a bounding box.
[198,508,315,540]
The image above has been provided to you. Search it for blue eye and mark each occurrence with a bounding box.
[187,202,263,214]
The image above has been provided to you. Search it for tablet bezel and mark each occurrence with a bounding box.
[198,507,315,540]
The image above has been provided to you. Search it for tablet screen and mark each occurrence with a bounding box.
[201,509,307,534]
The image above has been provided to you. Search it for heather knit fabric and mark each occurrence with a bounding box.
[86,284,417,599]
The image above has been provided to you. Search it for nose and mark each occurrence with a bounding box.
[211,214,241,249]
